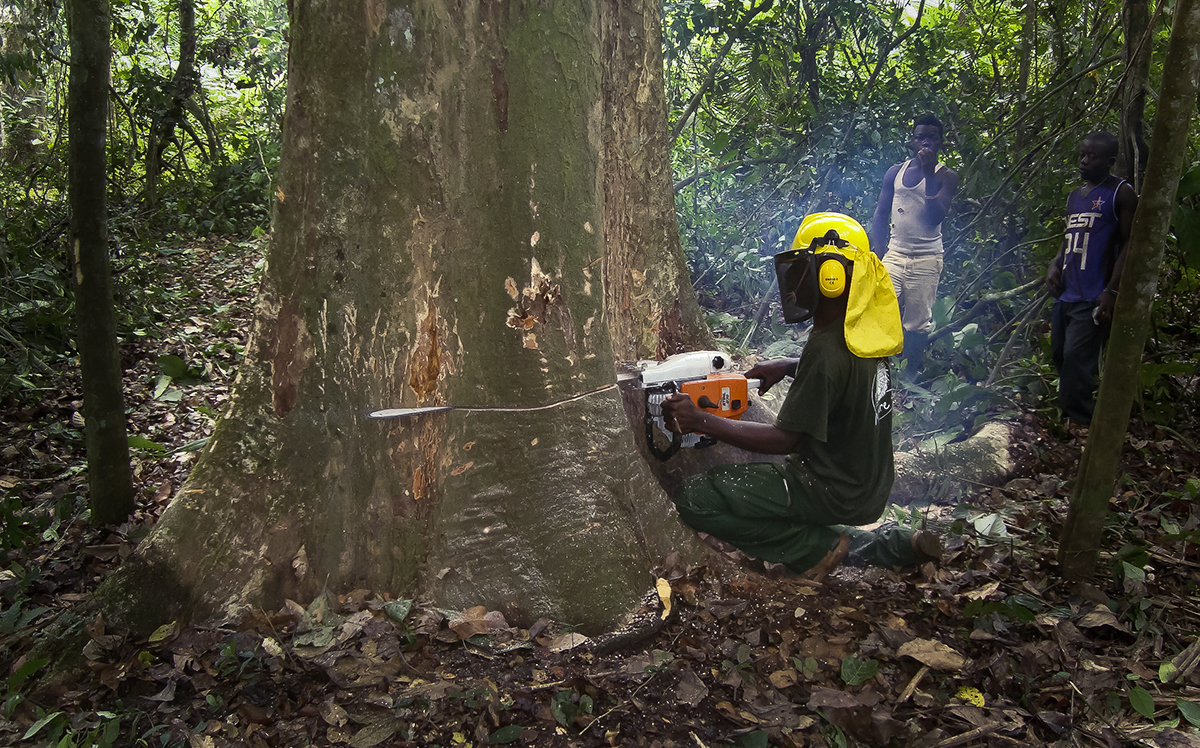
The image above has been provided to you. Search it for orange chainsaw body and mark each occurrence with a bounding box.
[678,373,752,421]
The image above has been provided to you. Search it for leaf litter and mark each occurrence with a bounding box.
[1,239,1199,746]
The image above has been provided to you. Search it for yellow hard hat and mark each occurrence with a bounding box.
[791,212,870,255]
[776,212,902,358]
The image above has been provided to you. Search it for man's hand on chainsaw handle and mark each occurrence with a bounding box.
[661,393,799,455]
[745,358,800,395]
[661,394,707,435]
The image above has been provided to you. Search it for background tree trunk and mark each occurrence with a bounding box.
[67,0,135,524]
[102,0,711,634]
[601,0,714,361]
[144,0,198,207]
[1117,0,1151,186]
[1015,0,1036,123]
[1057,0,1200,580]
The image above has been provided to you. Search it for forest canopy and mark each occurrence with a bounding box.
[0,0,1197,479]
[662,0,1198,437]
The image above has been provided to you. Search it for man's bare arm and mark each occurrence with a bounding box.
[922,166,958,227]
[661,394,800,455]
[1047,238,1067,294]
[870,165,900,256]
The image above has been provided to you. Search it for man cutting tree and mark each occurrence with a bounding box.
[662,213,941,581]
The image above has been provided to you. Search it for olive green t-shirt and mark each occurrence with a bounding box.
[774,325,895,525]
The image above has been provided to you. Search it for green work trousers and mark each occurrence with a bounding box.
[674,462,917,575]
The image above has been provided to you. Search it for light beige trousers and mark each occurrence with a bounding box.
[882,251,943,334]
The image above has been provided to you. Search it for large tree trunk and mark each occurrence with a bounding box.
[67,0,135,525]
[1058,0,1200,580]
[102,0,710,634]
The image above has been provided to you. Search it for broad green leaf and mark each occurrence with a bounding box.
[973,513,1008,538]
[149,620,180,643]
[737,731,770,748]
[932,296,955,328]
[1139,362,1193,390]
[171,437,211,454]
[1129,686,1155,718]
[23,710,64,739]
[156,354,188,379]
[550,691,573,727]
[1159,662,1178,683]
[128,436,167,452]
[153,374,172,399]
[7,657,47,692]
[1122,562,1145,583]
[1178,164,1200,199]
[293,626,336,648]
[840,656,878,686]
[1177,698,1200,727]
[488,725,525,744]
[737,643,752,664]
[383,600,413,624]
[1173,205,1200,269]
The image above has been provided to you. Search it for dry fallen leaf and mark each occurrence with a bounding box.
[671,668,708,707]
[897,638,967,671]
[349,721,398,748]
[808,687,867,710]
[548,633,590,652]
[1076,606,1130,633]
[656,577,672,620]
[292,545,308,581]
[319,697,349,727]
[962,580,1001,600]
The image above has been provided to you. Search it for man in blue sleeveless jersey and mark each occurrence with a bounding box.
[1046,131,1138,427]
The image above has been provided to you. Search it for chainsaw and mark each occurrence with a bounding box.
[631,351,760,461]
[369,351,759,462]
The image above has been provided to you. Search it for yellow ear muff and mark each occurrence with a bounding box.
[818,258,846,298]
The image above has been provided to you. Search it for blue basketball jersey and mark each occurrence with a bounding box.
[1060,177,1126,303]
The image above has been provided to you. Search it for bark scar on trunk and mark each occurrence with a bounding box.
[491,61,509,132]
[653,300,688,359]
[271,297,313,417]
[505,259,562,350]
[365,0,386,36]
[409,297,440,400]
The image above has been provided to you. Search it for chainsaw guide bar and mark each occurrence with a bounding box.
[367,383,619,420]
[369,352,759,462]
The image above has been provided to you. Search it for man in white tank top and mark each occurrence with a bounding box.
[870,115,959,374]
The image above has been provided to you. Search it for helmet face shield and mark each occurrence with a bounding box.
[775,247,854,324]
[774,248,819,323]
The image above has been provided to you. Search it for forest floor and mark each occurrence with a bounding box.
[2,238,1200,748]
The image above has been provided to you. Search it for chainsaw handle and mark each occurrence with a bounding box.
[645,415,682,461]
